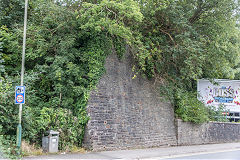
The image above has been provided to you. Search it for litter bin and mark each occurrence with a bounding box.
[42,130,59,153]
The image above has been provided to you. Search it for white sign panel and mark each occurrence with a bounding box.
[197,79,240,112]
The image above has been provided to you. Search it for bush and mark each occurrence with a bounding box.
[175,89,209,124]
[0,125,5,157]
[208,105,229,122]
[0,75,89,153]
[0,74,89,151]
[0,125,20,159]
[0,76,18,136]
[23,107,88,150]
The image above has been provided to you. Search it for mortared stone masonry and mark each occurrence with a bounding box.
[83,50,177,151]
[83,49,240,151]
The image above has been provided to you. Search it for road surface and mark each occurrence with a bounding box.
[24,143,240,160]
[165,149,240,160]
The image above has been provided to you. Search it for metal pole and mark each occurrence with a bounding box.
[17,0,28,148]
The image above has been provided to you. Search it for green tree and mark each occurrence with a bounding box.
[135,0,240,123]
[0,0,143,150]
[0,0,25,27]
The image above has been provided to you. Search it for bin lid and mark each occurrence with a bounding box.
[47,130,59,135]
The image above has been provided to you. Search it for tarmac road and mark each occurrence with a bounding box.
[23,142,240,160]
[165,149,240,160]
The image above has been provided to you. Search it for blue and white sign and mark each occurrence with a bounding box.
[15,86,25,104]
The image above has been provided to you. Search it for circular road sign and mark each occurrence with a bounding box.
[16,95,24,103]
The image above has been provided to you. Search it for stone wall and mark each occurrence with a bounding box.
[83,50,177,151]
[83,49,240,151]
[176,119,240,146]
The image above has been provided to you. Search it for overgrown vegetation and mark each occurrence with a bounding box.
[1,0,240,157]
[208,105,230,122]
[175,89,209,123]
[136,0,240,123]
[0,0,142,155]
[0,125,20,159]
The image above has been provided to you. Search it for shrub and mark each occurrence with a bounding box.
[23,107,88,150]
[175,88,209,123]
[208,105,229,122]
[0,125,20,159]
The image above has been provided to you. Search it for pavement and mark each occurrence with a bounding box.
[23,142,240,159]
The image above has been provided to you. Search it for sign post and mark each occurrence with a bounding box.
[16,0,28,149]
[15,86,25,104]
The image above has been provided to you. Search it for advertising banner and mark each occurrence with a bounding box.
[197,79,240,112]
